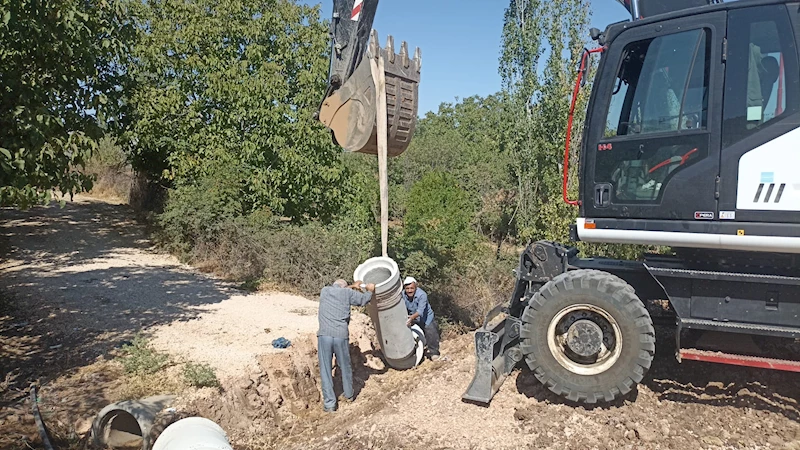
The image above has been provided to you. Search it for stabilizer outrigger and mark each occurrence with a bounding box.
[462,242,577,404]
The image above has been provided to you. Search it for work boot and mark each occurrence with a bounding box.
[430,354,441,361]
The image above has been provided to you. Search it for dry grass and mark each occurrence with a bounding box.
[439,319,471,340]
[111,336,196,400]
[87,166,133,203]
[84,136,134,204]
[183,363,220,388]
[113,365,188,401]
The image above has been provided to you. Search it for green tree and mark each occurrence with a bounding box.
[123,0,350,222]
[390,95,516,249]
[0,0,131,208]
[397,171,475,279]
[499,0,591,243]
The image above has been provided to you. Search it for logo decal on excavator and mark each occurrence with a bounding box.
[351,0,363,20]
[597,143,613,151]
[694,211,714,220]
[753,183,786,203]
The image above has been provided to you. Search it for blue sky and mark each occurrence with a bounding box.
[306,0,630,114]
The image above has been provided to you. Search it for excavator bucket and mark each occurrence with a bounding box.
[317,0,421,157]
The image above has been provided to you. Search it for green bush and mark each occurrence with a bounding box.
[157,167,245,255]
[405,172,474,252]
[161,207,377,295]
[119,336,169,376]
[184,363,220,388]
[257,222,376,295]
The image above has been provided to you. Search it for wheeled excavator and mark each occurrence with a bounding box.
[317,0,800,405]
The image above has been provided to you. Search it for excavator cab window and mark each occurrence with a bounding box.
[722,5,799,149]
[606,30,708,137]
[598,28,709,202]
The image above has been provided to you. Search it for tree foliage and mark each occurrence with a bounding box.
[405,171,474,252]
[122,0,351,222]
[392,171,474,281]
[500,0,591,242]
[390,95,516,246]
[0,0,131,207]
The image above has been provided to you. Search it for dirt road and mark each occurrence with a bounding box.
[2,197,800,449]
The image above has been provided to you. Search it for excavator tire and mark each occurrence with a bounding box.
[519,269,655,404]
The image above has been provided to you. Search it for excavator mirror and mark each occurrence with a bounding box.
[579,49,590,87]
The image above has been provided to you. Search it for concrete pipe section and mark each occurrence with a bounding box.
[354,256,424,369]
[91,395,174,449]
[151,417,233,450]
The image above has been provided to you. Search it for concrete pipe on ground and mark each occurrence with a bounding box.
[91,395,174,450]
[151,417,233,450]
[354,256,424,369]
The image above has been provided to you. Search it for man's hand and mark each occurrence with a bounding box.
[365,283,376,293]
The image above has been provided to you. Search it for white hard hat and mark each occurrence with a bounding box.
[403,276,417,286]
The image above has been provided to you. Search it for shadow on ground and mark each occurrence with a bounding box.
[0,198,239,400]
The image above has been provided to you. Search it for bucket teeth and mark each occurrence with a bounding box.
[400,41,409,68]
[386,35,395,64]
[414,47,422,73]
[368,29,379,59]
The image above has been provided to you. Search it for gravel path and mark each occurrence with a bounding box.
[0,195,322,389]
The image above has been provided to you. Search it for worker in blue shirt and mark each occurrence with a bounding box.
[402,277,440,360]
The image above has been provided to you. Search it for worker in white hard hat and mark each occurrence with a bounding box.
[402,276,440,360]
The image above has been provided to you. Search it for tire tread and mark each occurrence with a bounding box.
[520,269,655,404]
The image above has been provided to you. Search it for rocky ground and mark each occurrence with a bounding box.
[1,196,800,450]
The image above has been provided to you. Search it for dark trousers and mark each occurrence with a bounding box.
[424,321,440,356]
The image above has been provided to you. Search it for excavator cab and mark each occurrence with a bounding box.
[316,0,421,157]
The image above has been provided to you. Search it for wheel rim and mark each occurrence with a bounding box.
[546,304,623,375]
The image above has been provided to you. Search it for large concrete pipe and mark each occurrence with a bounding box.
[151,417,233,450]
[91,395,174,450]
[354,256,424,369]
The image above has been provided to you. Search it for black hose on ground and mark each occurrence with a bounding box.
[30,384,55,450]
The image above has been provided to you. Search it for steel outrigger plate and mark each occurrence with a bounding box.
[462,303,523,405]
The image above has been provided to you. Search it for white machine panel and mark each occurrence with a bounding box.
[737,127,800,211]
